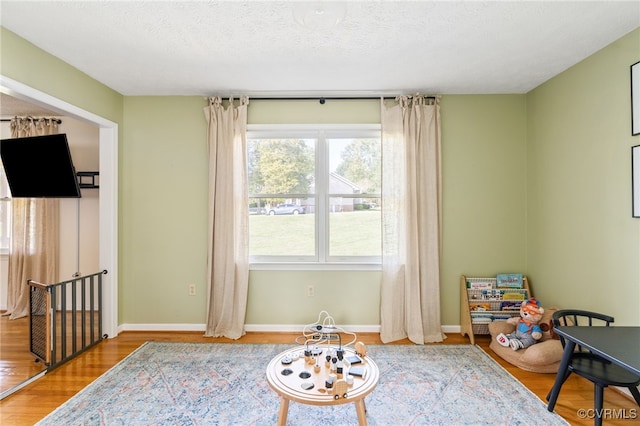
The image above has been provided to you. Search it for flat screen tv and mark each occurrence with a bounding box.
[0,133,81,198]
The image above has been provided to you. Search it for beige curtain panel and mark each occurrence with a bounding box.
[380,95,444,344]
[4,117,60,320]
[203,97,250,339]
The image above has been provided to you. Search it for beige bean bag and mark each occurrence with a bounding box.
[488,307,564,374]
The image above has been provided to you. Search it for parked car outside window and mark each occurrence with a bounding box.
[268,204,305,215]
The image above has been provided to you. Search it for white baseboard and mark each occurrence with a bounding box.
[244,324,382,333]
[118,323,462,335]
[442,325,461,334]
[118,323,207,333]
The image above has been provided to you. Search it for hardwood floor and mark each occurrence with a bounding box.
[0,330,637,425]
[0,314,47,396]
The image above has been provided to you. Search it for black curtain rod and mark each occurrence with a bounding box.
[0,117,62,123]
[251,96,436,103]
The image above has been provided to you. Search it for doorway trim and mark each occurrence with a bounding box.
[0,75,119,338]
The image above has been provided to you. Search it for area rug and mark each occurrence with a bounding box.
[36,342,568,425]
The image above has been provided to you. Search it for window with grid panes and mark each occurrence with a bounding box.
[247,125,381,267]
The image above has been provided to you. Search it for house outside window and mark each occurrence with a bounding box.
[247,125,381,269]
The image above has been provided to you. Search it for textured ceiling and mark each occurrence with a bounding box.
[0,1,639,99]
[0,93,60,117]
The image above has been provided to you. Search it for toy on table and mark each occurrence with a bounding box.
[496,298,544,351]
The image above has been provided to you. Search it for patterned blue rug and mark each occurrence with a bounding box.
[36,342,568,425]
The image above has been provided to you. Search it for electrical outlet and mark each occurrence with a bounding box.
[307,285,314,297]
[188,284,196,296]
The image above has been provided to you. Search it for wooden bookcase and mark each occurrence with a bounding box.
[460,275,531,345]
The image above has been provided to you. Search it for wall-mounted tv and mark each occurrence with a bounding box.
[0,133,81,198]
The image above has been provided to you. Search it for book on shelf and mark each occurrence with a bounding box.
[471,313,493,323]
[493,314,513,321]
[470,302,491,312]
[467,281,493,289]
[502,292,525,301]
[500,301,522,311]
[481,289,504,300]
[496,273,523,288]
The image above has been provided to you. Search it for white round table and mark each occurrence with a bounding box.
[266,345,380,426]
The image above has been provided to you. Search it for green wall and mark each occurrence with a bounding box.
[120,97,209,323]
[249,96,527,327]
[526,29,640,325]
[3,24,637,330]
[440,95,528,324]
[119,95,528,327]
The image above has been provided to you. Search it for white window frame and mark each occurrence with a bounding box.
[247,124,382,271]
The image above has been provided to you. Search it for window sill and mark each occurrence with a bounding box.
[249,262,381,271]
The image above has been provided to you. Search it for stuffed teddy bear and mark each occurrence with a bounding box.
[496,298,544,351]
